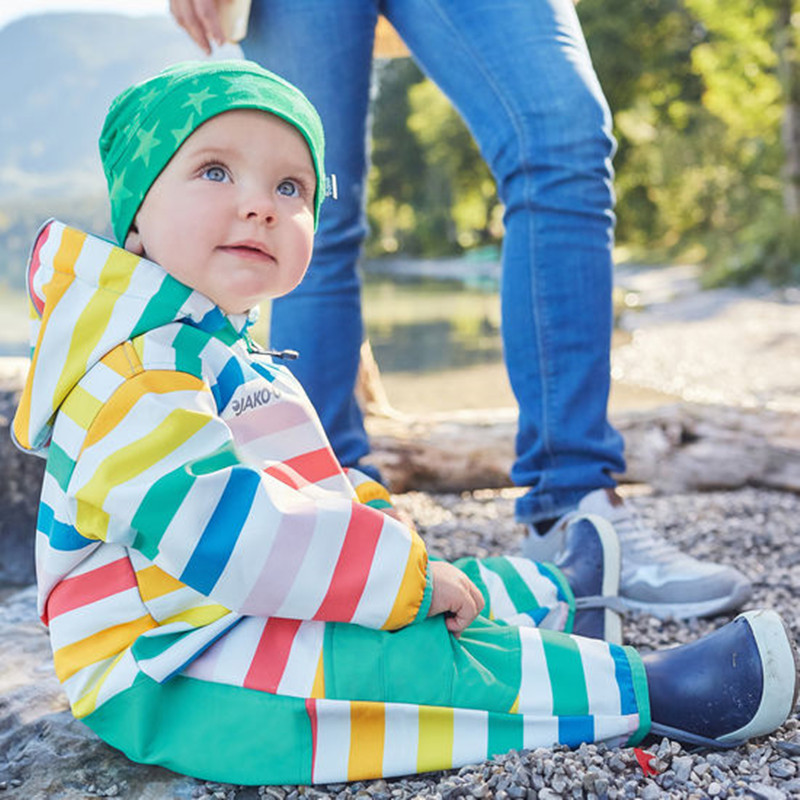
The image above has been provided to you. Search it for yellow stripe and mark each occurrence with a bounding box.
[61,385,103,431]
[160,604,229,627]
[71,650,127,719]
[136,564,186,601]
[74,403,211,539]
[14,226,84,448]
[53,614,157,681]
[383,531,428,630]
[311,651,325,698]
[354,481,392,506]
[509,694,520,714]
[100,341,143,378]
[81,370,207,453]
[348,702,386,781]
[417,705,454,773]
[53,246,139,415]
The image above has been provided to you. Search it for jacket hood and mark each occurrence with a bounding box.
[13,220,246,454]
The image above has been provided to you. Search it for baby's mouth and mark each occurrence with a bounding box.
[219,241,276,261]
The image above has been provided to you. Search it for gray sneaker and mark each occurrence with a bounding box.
[522,488,752,620]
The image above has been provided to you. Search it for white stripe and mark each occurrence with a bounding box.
[477,561,516,618]
[575,636,622,718]
[312,699,352,784]
[157,464,229,576]
[49,585,146,648]
[517,627,554,715]
[452,707,489,767]
[184,615,265,686]
[277,620,326,697]
[382,703,419,777]
[510,557,563,606]
[78,360,127,404]
[521,713,560,750]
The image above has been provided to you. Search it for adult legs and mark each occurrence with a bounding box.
[385,0,625,522]
[242,1,378,470]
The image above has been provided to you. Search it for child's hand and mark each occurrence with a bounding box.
[428,561,485,634]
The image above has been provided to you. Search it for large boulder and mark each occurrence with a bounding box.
[0,358,43,586]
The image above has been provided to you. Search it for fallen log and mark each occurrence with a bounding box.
[366,403,800,496]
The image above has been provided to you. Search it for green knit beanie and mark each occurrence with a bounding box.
[99,60,326,245]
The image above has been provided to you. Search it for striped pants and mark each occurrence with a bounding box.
[83,556,650,785]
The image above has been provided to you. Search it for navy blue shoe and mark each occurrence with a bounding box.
[554,515,625,645]
[644,609,800,747]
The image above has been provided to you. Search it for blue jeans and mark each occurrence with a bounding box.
[243,0,626,523]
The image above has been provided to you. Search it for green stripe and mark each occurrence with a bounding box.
[131,467,195,559]
[540,629,589,716]
[487,710,524,760]
[481,557,541,613]
[46,442,75,492]
[624,645,652,745]
[84,673,313,785]
[173,324,208,376]
[133,277,192,337]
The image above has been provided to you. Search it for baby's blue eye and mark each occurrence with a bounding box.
[203,166,228,182]
[277,180,300,197]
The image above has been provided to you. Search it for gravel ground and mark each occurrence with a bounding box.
[153,485,800,800]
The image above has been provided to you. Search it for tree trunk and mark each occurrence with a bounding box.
[778,0,800,217]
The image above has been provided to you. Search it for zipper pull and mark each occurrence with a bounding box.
[244,332,299,360]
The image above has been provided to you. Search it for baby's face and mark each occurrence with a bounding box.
[125,109,316,314]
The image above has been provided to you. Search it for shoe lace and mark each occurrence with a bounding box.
[609,507,688,565]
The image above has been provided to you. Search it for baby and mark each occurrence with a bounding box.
[12,60,798,785]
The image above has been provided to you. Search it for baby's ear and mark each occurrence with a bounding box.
[124,222,145,255]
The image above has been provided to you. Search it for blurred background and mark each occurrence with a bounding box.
[1,0,798,414]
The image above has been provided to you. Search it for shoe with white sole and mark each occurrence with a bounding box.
[522,488,752,619]
[644,609,800,747]
[553,515,625,645]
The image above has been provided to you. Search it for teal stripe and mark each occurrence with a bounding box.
[624,645,652,745]
[190,441,240,476]
[487,710,524,759]
[131,466,196,560]
[46,442,75,492]
[540,629,589,716]
[133,277,192,336]
[173,324,208,376]
[84,673,314,785]
[481,557,541,613]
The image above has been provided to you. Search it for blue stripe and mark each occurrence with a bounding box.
[179,467,260,595]
[610,643,637,715]
[558,715,594,747]
[215,356,245,410]
[38,502,91,550]
[250,361,277,383]
[534,561,569,602]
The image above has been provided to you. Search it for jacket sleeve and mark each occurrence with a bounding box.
[65,367,430,631]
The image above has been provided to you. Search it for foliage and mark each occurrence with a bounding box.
[364,1,800,284]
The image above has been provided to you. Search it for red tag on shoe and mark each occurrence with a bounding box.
[634,748,659,776]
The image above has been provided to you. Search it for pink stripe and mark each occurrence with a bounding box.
[243,617,302,692]
[46,558,137,622]
[226,399,308,445]
[240,506,317,615]
[314,504,383,622]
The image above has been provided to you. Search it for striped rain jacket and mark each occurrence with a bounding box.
[13,221,649,785]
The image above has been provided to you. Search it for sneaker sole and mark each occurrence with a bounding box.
[618,580,753,620]
[575,512,623,646]
[718,609,800,744]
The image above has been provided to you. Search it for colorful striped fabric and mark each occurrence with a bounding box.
[15,222,650,785]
